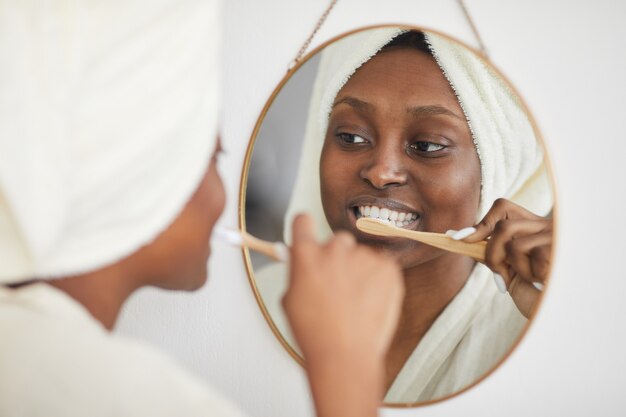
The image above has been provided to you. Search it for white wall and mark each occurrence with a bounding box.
[117,1,626,416]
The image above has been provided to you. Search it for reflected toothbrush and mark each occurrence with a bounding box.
[356,217,487,263]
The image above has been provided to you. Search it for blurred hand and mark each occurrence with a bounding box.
[283,213,404,417]
[284,213,404,363]
[457,199,553,318]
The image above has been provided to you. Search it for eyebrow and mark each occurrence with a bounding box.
[333,96,465,121]
[408,105,465,121]
[332,96,373,113]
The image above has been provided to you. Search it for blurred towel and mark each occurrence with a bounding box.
[0,0,221,283]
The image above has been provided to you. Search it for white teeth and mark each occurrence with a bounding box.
[356,205,418,228]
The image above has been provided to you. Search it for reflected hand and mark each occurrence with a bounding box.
[456,199,553,319]
[283,213,404,417]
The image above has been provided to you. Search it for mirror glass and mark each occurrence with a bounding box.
[242,26,555,406]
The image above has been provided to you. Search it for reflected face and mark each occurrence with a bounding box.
[320,47,481,269]
[143,139,226,291]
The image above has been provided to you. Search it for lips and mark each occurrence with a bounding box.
[348,197,420,230]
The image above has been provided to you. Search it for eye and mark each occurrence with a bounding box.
[337,133,367,143]
[337,133,367,145]
[410,141,446,153]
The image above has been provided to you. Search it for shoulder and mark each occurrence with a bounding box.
[470,265,528,344]
[452,264,528,372]
[0,286,246,417]
[415,265,528,399]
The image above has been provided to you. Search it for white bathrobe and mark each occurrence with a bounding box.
[253,27,552,404]
[0,1,246,415]
[0,283,245,417]
[256,260,526,403]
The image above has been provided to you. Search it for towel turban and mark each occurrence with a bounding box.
[0,0,221,283]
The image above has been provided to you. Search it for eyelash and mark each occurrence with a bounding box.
[409,142,446,154]
[337,133,447,156]
[337,133,367,145]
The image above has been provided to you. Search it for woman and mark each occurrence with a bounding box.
[0,3,404,417]
[257,28,554,403]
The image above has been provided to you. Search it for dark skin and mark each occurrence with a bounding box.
[49,141,226,330]
[41,138,404,417]
[319,46,482,390]
[462,198,553,318]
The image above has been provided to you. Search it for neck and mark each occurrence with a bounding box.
[47,262,142,331]
[398,253,475,336]
[384,253,475,390]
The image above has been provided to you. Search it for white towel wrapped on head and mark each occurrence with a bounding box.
[284,27,552,242]
[0,1,221,283]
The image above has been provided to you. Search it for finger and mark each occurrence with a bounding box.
[328,230,356,248]
[484,219,551,281]
[323,231,356,262]
[463,198,543,243]
[507,274,541,318]
[291,213,317,245]
[289,214,319,280]
[529,244,552,282]
[504,232,552,283]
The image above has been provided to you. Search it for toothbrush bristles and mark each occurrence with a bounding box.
[213,226,243,246]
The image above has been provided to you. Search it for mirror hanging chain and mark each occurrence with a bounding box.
[287,0,488,70]
[288,0,339,71]
[456,0,489,58]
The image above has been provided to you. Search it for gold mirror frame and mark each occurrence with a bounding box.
[238,23,558,408]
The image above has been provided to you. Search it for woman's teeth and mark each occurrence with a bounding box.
[357,205,418,227]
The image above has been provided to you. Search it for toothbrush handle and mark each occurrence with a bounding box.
[356,218,487,262]
[243,233,289,262]
[392,229,487,262]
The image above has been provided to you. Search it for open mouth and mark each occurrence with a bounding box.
[352,204,420,229]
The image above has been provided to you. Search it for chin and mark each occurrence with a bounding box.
[356,237,444,270]
[183,267,209,292]
[181,248,211,291]
[155,265,208,292]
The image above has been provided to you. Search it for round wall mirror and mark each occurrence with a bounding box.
[240,25,556,406]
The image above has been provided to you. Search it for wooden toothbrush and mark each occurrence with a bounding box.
[356,217,487,263]
[213,227,289,262]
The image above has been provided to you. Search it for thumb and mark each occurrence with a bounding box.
[291,213,317,245]
[288,214,318,285]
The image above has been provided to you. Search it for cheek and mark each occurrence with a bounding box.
[189,163,225,239]
[319,145,352,221]
[420,156,481,229]
[319,151,336,215]
[201,170,226,240]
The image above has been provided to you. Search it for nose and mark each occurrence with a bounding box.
[360,144,408,190]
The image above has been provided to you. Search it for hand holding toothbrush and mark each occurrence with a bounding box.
[283,214,404,417]
[450,198,553,319]
[213,214,405,417]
